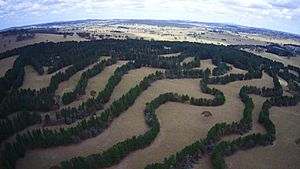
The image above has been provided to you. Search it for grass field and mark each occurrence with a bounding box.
[103,67,165,110]
[21,65,71,90]
[199,59,216,70]
[108,73,274,169]
[0,33,86,53]
[0,37,298,169]
[226,103,300,169]
[181,56,195,64]
[55,57,109,97]
[9,62,297,169]
[159,52,181,58]
[243,48,300,67]
[0,55,18,77]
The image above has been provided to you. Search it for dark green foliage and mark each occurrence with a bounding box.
[58,61,142,123]
[0,111,41,143]
[212,62,232,76]
[62,59,116,105]
[0,39,298,169]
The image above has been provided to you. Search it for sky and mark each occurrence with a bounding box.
[0,0,300,34]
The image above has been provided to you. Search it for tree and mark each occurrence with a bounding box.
[90,90,96,98]
[44,114,51,124]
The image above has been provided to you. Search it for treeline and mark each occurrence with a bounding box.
[0,55,100,118]
[287,65,300,77]
[212,63,232,76]
[1,72,164,169]
[0,111,41,143]
[165,69,205,79]
[61,93,177,169]
[191,77,225,107]
[58,69,229,169]
[57,61,140,124]
[144,73,284,169]
[278,67,300,83]
[0,57,26,104]
[58,78,228,169]
[62,58,116,105]
[211,94,299,169]
[0,39,295,168]
[212,56,232,76]
[0,38,285,116]
[207,70,262,84]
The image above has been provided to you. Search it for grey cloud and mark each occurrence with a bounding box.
[270,0,300,10]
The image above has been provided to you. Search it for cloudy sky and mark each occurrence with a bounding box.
[0,0,300,34]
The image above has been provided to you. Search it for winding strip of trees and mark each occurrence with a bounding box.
[145,73,299,169]
[0,111,41,143]
[61,58,116,105]
[54,69,226,169]
[56,68,265,169]
[1,72,164,169]
[0,39,299,169]
[0,55,100,117]
[56,61,140,124]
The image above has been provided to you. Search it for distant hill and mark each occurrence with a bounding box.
[2,19,300,41]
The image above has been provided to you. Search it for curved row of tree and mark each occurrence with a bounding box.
[145,73,299,169]
[61,58,117,105]
[0,39,299,169]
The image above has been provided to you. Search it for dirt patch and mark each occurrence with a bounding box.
[202,111,212,117]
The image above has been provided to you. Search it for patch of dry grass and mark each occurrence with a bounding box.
[64,60,127,108]
[10,61,297,169]
[0,33,86,53]
[16,78,214,169]
[199,59,216,70]
[181,56,195,64]
[108,75,274,169]
[103,67,165,110]
[226,103,300,169]
[55,60,105,97]
[243,48,300,67]
[0,55,18,77]
[159,52,181,58]
[21,65,71,90]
